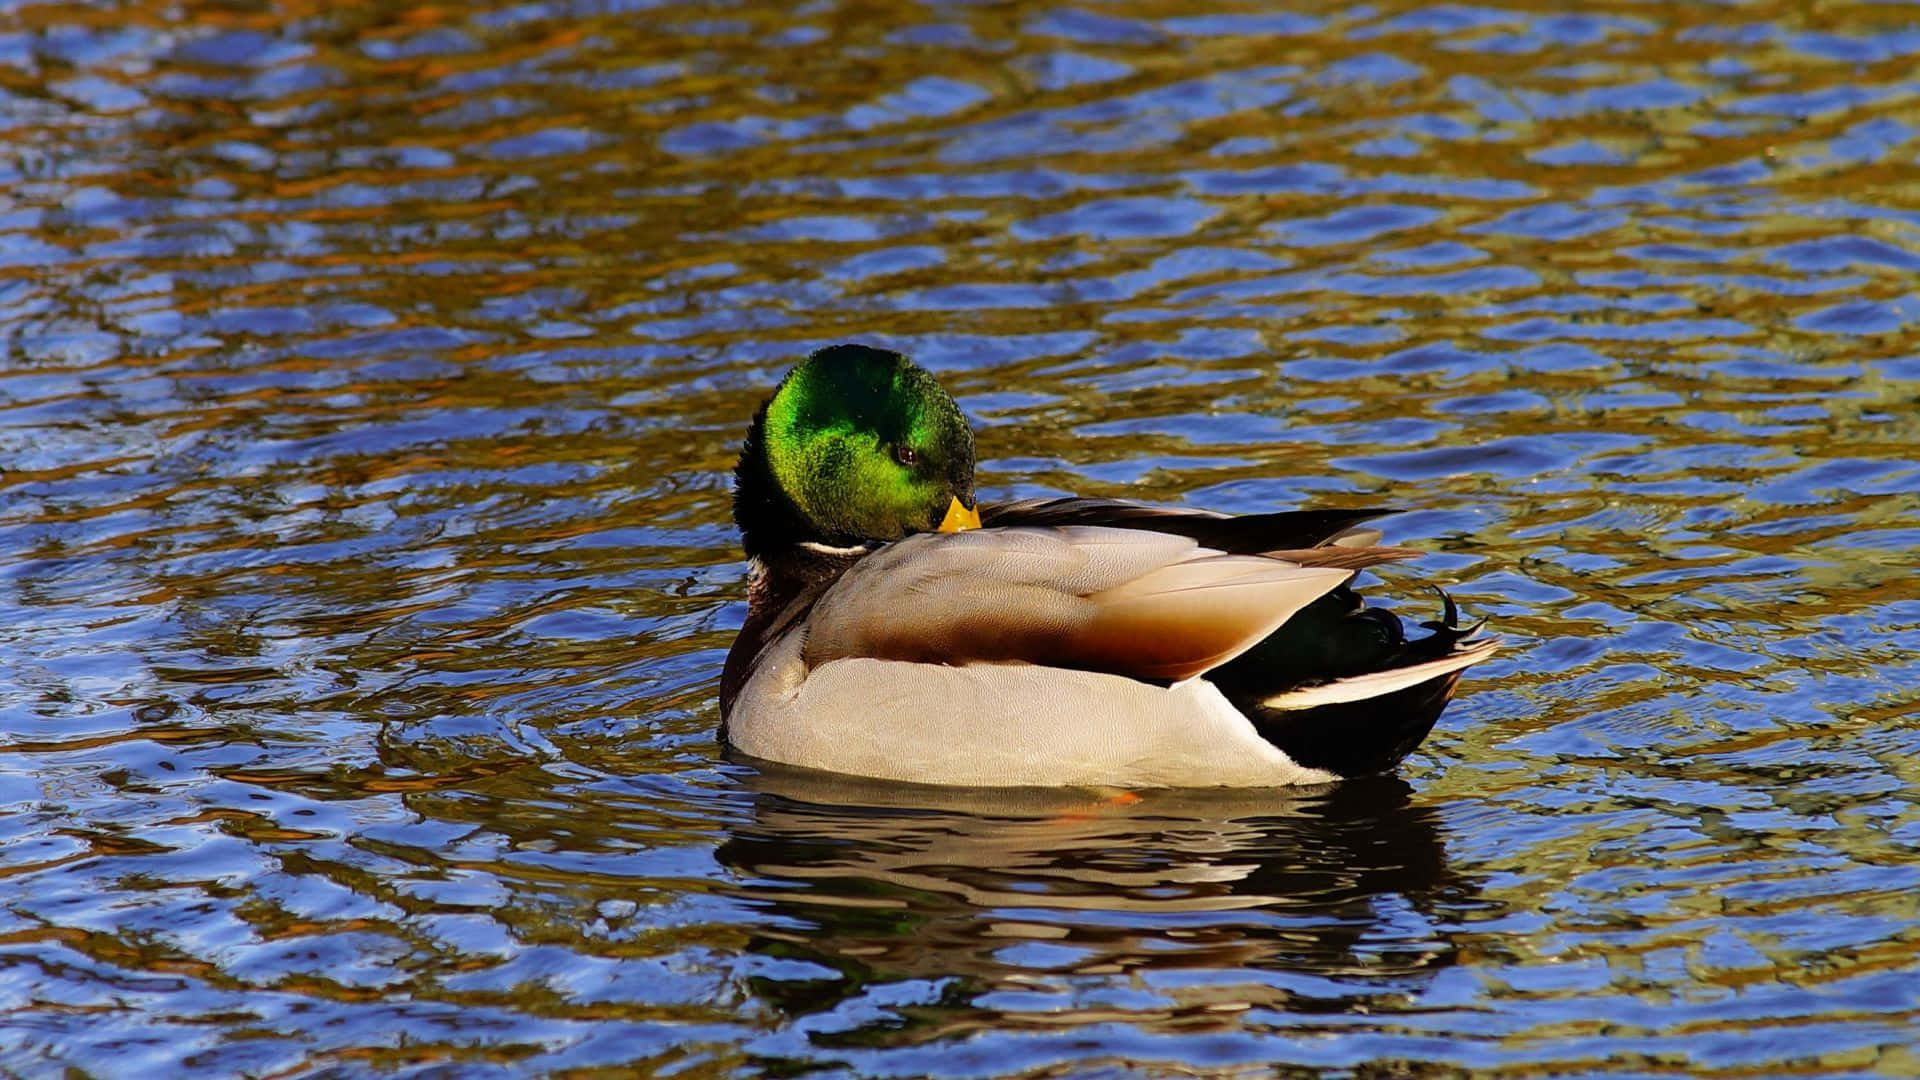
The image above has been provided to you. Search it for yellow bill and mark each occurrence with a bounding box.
[938,496,981,532]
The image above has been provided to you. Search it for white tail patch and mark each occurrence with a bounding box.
[1259,639,1501,710]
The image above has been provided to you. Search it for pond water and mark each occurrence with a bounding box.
[4,0,1920,1074]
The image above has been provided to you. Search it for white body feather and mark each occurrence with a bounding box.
[728,631,1341,788]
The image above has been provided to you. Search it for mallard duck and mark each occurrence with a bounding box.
[720,344,1497,788]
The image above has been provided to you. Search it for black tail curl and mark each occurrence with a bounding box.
[1207,587,1484,779]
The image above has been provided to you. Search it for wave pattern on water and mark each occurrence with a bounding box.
[2,0,1919,1073]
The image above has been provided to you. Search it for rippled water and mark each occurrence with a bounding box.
[4,0,1920,1073]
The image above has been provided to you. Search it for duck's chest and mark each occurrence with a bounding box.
[719,552,855,724]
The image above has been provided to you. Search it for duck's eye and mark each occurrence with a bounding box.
[891,444,920,467]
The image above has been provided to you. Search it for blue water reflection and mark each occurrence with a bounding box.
[2,0,1920,1072]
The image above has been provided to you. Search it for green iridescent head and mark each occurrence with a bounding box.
[734,344,978,556]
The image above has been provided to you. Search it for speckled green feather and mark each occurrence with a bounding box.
[733,344,975,555]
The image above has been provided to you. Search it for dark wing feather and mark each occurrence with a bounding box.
[980,497,1398,555]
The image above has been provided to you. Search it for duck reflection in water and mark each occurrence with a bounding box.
[714,762,1478,1033]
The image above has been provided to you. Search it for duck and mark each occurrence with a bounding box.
[719,343,1498,788]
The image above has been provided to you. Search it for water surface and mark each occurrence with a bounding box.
[3,0,1920,1074]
